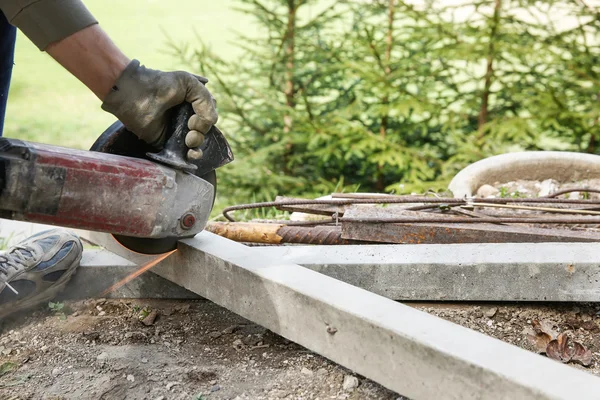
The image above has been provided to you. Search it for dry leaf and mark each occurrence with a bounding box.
[546,332,571,363]
[527,320,558,353]
[571,342,593,367]
[532,319,559,339]
[527,329,553,354]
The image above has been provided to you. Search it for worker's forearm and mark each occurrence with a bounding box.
[46,25,130,101]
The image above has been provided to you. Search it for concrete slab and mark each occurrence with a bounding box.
[81,231,600,400]
[73,234,600,301]
[259,243,600,301]
[59,249,199,300]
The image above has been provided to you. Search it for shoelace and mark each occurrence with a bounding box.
[0,246,36,295]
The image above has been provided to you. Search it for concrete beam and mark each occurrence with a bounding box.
[60,249,199,300]
[258,243,600,302]
[83,231,600,400]
[70,233,600,302]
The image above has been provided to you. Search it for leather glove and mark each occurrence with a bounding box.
[101,59,217,158]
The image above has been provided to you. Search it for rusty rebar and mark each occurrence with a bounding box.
[222,197,600,222]
[278,225,360,245]
[545,188,600,198]
[340,216,600,224]
[207,222,360,245]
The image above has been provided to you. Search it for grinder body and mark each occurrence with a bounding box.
[0,138,215,241]
[1,103,233,254]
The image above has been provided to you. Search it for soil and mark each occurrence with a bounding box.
[1,298,599,400]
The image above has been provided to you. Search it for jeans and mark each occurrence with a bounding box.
[0,11,16,137]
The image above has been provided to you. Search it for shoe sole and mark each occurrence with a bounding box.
[0,252,82,320]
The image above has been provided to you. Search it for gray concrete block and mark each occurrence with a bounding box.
[260,243,600,301]
[59,250,200,300]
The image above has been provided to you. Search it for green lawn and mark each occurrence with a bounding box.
[4,0,256,149]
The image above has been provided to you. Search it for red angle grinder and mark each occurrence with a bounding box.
[0,104,234,254]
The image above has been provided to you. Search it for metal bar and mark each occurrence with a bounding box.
[257,243,600,302]
[343,221,600,244]
[207,222,362,245]
[341,205,600,224]
[82,231,600,399]
[274,196,348,216]
[342,207,600,244]
[223,196,600,221]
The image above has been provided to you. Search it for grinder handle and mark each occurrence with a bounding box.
[145,102,199,172]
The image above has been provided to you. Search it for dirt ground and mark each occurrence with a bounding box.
[1,298,599,400]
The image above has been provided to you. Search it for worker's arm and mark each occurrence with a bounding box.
[46,25,130,101]
[0,0,216,151]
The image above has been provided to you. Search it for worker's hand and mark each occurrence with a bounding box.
[101,60,217,154]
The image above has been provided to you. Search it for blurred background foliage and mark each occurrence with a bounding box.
[172,0,600,203]
[7,0,600,206]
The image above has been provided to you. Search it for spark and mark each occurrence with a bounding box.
[100,249,176,297]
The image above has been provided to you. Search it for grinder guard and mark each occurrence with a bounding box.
[90,103,234,253]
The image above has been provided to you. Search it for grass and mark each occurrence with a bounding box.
[4,0,257,149]
[0,234,12,250]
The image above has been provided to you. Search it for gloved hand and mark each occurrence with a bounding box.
[101,59,217,158]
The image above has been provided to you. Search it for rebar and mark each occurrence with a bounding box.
[222,196,600,222]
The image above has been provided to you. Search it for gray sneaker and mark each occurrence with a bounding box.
[0,229,82,319]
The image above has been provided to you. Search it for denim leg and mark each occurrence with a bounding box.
[0,12,17,137]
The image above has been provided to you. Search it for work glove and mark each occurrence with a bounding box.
[101,59,217,159]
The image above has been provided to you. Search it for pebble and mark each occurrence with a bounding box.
[166,381,180,391]
[211,384,221,392]
[476,184,499,198]
[485,307,498,318]
[270,389,290,398]
[538,179,558,197]
[51,367,61,376]
[96,352,108,362]
[342,375,359,391]
[316,368,328,376]
[301,367,313,376]
[209,331,222,339]
[98,311,106,317]
[127,374,135,382]
[233,339,244,350]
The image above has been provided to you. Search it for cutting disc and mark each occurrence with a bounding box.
[90,120,227,254]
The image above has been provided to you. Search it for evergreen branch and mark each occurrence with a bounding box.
[200,59,269,136]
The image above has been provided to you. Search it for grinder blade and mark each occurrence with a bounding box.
[90,107,233,254]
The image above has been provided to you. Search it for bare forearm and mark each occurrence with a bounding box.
[47,25,130,101]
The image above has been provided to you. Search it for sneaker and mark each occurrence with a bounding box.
[0,229,83,319]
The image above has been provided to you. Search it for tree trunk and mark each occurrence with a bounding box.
[478,0,501,134]
[377,0,395,191]
[280,0,297,174]
[284,0,296,134]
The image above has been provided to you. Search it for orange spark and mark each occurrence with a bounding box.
[100,249,177,296]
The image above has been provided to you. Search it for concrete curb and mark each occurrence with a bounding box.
[260,243,600,301]
[59,249,200,300]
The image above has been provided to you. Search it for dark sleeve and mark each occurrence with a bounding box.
[0,0,98,50]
